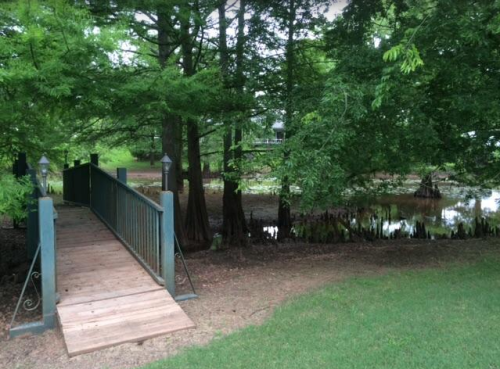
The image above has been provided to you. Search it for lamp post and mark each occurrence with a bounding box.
[161,154,172,191]
[39,154,50,196]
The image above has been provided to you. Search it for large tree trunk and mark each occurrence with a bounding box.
[181,7,211,250]
[149,133,155,166]
[219,1,248,247]
[161,114,186,244]
[158,7,185,245]
[185,118,211,249]
[175,120,184,193]
[234,0,248,233]
[414,174,442,199]
[278,0,295,239]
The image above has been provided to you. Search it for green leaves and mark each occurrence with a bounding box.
[382,45,403,62]
[383,44,424,74]
[0,0,124,161]
[0,174,33,222]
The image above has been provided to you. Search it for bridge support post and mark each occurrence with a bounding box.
[117,168,127,184]
[39,197,56,329]
[90,153,99,166]
[161,191,175,296]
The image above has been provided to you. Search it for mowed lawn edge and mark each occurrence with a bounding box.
[143,256,500,369]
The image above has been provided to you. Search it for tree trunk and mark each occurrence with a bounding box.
[149,133,155,167]
[185,118,211,249]
[181,7,211,250]
[176,120,184,192]
[414,174,441,199]
[278,0,295,239]
[219,1,248,247]
[234,0,248,233]
[158,7,185,245]
[161,114,185,244]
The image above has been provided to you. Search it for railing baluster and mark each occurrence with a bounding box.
[154,209,158,274]
[134,199,138,255]
[138,200,143,261]
[144,202,147,265]
[148,205,152,268]
[148,207,152,269]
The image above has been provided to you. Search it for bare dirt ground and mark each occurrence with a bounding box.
[139,185,282,227]
[2,232,500,369]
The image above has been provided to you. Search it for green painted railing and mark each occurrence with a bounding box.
[90,164,166,284]
[10,157,57,338]
[62,163,90,206]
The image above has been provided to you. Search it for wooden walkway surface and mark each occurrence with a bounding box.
[55,206,195,356]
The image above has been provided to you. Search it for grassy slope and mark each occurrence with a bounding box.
[144,258,500,369]
[98,147,161,171]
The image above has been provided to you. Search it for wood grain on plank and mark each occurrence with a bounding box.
[55,206,195,356]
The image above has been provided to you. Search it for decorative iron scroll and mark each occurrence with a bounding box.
[22,271,41,311]
[10,244,42,328]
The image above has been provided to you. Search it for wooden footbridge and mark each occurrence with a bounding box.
[9,154,194,356]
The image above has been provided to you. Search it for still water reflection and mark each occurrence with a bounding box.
[353,189,500,237]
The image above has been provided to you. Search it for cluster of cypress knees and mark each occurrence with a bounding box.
[248,210,499,244]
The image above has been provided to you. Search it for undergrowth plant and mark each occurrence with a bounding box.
[0,174,33,222]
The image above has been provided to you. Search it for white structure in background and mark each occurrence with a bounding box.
[254,121,285,146]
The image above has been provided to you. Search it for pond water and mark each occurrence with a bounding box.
[351,188,500,238]
[258,182,500,240]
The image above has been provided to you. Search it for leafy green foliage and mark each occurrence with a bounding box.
[0,173,33,221]
[286,0,500,209]
[0,0,120,164]
[383,44,424,73]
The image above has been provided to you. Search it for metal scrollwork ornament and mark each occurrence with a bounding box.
[22,271,41,311]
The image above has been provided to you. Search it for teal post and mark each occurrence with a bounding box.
[39,198,56,329]
[90,153,99,166]
[17,152,26,178]
[117,168,127,184]
[26,168,38,260]
[161,191,175,296]
[12,159,18,177]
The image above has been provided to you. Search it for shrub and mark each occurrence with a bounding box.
[0,174,33,222]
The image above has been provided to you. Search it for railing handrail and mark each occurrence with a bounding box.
[89,163,163,212]
[62,162,90,172]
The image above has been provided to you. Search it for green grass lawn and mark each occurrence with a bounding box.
[98,147,161,171]
[144,258,500,369]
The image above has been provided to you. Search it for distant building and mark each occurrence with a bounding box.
[272,121,285,141]
[254,121,284,146]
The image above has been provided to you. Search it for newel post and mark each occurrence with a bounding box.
[39,197,56,329]
[117,168,127,184]
[90,153,99,166]
[161,191,175,296]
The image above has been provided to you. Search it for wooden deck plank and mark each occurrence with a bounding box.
[55,206,195,356]
[58,286,165,307]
